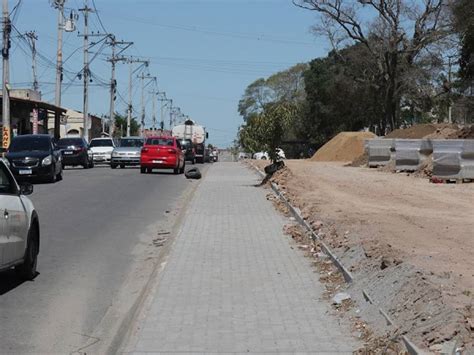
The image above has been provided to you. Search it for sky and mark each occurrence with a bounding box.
[10,0,330,147]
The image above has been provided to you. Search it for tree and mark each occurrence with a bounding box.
[113,113,139,137]
[238,102,297,162]
[453,0,474,88]
[238,63,308,121]
[293,0,453,131]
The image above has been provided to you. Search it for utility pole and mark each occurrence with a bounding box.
[79,1,94,141]
[138,73,156,137]
[25,32,39,92]
[157,92,166,130]
[52,0,65,108]
[126,58,148,136]
[107,36,132,137]
[168,99,173,128]
[2,0,11,150]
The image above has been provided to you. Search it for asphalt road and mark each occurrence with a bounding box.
[0,164,205,353]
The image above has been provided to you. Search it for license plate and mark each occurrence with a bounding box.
[153,160,163,164]
[19,169,32,175]
[64,151,73,155]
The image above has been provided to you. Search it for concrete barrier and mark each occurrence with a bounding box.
[432,139,474,180]
[395,139,433,172]
[367,139,395,167]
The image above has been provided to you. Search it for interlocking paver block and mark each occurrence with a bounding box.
[131,163,357,354]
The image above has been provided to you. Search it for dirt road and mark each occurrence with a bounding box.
[274,161,473,291]
[253,159,473,349]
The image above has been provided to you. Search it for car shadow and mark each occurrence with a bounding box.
[0,269,38,295]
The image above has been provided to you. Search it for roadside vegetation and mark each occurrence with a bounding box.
[237,0,474,157]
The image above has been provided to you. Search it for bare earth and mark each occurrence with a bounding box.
[252,159,474,349]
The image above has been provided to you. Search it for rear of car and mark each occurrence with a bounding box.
[89,138,115,164]
[140,136,185,174]
[58,137,92,168]
[178,139,195,164]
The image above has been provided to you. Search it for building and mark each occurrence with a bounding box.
[46,108,103,139]
[0,89,65,140]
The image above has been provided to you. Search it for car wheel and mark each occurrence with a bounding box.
[147,168,152,173]
[180,161,185,174]
[56,170,63,181]
[16,225,39,280]
[111,164,118,169]
[89,160,94,168]
[120,164,125,169]
[48,168,56,183]
[173,166,179,174]
[140,167,146,174]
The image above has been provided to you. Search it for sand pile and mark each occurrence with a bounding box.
[386,123,461,139]
[311,132,376,162]
[448,125,474,139]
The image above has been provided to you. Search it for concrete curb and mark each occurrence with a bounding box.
[80,167,210,355]
[249,162,428,355]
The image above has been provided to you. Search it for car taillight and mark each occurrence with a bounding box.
[141,147,149,153]
[168,148,176,154]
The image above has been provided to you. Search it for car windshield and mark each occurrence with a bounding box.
[90,139,113,147]
[58,138,84,147]
[9,136,50,152]
[146,138,174,146]
[120,138,144,147]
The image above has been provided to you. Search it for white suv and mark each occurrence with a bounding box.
[0,159,40,280]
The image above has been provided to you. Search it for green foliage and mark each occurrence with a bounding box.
[453,0,474,86]
[113,113,139,137]
[239,102,297,162]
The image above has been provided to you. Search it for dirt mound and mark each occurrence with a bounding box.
[311,132,376,162]
[385,124,459,139]
[448,125,474,139]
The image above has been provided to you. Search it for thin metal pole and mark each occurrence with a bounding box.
[54,0,64,108]
[109,36,116,136]
[140,73,145,137]
[80,0,91,141]
[127,60,132,137]
[2,0,11,149]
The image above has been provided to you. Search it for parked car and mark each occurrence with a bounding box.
[238,152,251,160]
[57,137,94,169]
[111,137,144,169]
[89,138,115,164]
[140,136,185,174]
[178,139,196,164]
[0,159,40,280]
[6,134,63,183]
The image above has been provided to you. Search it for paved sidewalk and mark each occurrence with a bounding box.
[128,163,357,354]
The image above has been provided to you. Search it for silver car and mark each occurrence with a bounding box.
[110,137,144,169]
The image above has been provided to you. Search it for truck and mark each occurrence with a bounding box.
[172,119,208,163]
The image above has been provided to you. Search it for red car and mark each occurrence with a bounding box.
[140,136,185,174]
